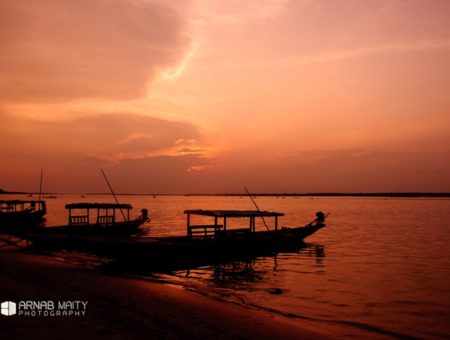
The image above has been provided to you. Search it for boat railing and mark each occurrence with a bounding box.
[66,203,134,227]
[187,224,223,239]
[0,200,46,213]
[216,228,251,237]
[97,215,115,225]
[0,205,14,213]
[69,216,89,226]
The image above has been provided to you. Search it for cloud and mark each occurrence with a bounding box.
[0,112,201,159]
[0,150,213,194]
[198,147,450,193]
[108,154,212,193]
[0,0,191,102]
[0,111,211,193]
[287,39,450,67]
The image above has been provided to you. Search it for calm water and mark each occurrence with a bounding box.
[4,194,450,338]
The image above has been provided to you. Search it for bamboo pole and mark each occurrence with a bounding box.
[100,169,127,221]
[244,187,270,231]
[38,168,43,201]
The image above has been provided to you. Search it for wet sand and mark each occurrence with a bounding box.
[0,249,331,339]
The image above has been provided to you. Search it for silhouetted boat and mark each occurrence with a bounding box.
[35,203,150,236]
[0,200,47,230]
[31,210,327,267]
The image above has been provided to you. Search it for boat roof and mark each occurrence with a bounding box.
[65,203,133,210]
[184,209,284,217]
[0,200,45,204]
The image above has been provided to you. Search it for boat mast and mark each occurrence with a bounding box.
[244,187,270,231]
[100,169,127,221]
[38,168,43,201]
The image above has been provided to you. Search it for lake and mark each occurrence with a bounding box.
[4,194,450,338]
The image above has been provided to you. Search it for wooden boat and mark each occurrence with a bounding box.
[31,210,327,269]
[0,200,47,230]
[35,203,150,236]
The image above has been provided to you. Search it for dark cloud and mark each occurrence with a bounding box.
[0,111,208,193]
[108,154,212,193]
[0,152,212,194]
[0,112,201,158]
[1,137,449,193]
[0,0,191,102]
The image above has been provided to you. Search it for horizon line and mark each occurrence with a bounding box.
[1,190,450,198]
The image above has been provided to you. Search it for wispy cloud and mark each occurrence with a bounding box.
[230,39,450,71]
[291,39,450,67]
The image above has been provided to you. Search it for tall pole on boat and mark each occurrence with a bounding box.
[38,168,43,201]
[100,169,127,221]
[244,187,270,231]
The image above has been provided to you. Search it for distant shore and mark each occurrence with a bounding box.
[0,249,334,339]
[1,189,449,198]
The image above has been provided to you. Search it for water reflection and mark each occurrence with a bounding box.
[210,260,265,288]
[172,243,326,291]
[307,243,325,265]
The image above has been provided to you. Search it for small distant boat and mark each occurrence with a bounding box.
[36,203,150,236]
[0,200,47,230]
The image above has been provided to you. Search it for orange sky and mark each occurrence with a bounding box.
[1,0,449,193]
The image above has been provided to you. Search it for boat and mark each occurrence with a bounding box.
[30,209,327,269]
[0,200,47,230]
[35,203,150,236]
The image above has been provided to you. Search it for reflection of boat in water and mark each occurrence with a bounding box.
[197,243,325,287]
[0,200,47,230]
[35,203,150,237]
[106,242,326,286]
[209,259,265,286]
[31,210,327,269]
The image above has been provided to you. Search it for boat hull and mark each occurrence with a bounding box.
[33,218,146,237]
[0,210,47,230]
[30,224,325,269]
[0,200,47,234]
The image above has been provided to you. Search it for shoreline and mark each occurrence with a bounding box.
[0,249,337,339]
[2,191,450,198]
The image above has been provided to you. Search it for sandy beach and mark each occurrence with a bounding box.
[0,248,332,339]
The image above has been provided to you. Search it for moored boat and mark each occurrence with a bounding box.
[31,209,327,269]
[35,203,150,236]
[0,200,47,231]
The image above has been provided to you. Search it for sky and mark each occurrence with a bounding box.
[0,0,449,194]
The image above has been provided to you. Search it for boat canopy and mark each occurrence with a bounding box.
[65,203,132,225]
[184,209,284,218]
[0,200,46,205]
[65,203,132,210]
[184,210,284,238]
[0,200,46,212]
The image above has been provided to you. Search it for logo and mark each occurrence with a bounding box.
[1,300,88,317]
[1,301,17,316]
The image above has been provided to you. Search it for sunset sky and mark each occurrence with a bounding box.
[1,0,449,193]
